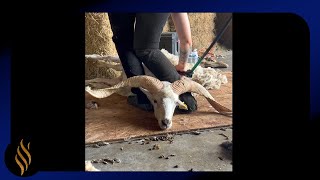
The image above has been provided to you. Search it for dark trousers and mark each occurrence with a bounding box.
[108,13,181,103]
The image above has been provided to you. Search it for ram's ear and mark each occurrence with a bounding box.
[176,100,188,110]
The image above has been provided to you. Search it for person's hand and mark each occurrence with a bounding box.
[175,63,189,73]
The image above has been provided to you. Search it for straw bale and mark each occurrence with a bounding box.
[85,13,117,56]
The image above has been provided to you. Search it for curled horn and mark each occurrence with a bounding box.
[171,78,232,116]
[85,75,163,98]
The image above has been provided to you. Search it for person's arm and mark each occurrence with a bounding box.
[171,13,192,72]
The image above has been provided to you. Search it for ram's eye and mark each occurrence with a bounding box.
[154,100,157,104]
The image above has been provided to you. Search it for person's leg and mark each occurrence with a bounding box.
[108,13,143,78]
[108,13,152,109]
[134,13,197,113]
[134,13,179,82]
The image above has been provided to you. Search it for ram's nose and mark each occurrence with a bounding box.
[161,119,170,126]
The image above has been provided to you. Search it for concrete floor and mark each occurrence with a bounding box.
[85,48,233,172]
[218,49,232,72]
[85,126,232,171]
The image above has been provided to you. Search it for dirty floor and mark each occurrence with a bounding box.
[85,126,232,171]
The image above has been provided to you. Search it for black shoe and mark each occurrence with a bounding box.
[176,92,198,114]
[127,95,154,112]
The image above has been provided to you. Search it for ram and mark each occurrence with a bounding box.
[86,75,232,130]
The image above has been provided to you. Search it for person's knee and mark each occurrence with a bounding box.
[134,49,164,64]
[134,48,181,82]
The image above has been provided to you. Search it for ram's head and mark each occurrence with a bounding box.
[85,76,232,130]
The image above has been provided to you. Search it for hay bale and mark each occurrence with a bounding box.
[85,13,118,56]
[85,58,97,80]
[188,13,216,50]
[162,18,171,32]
